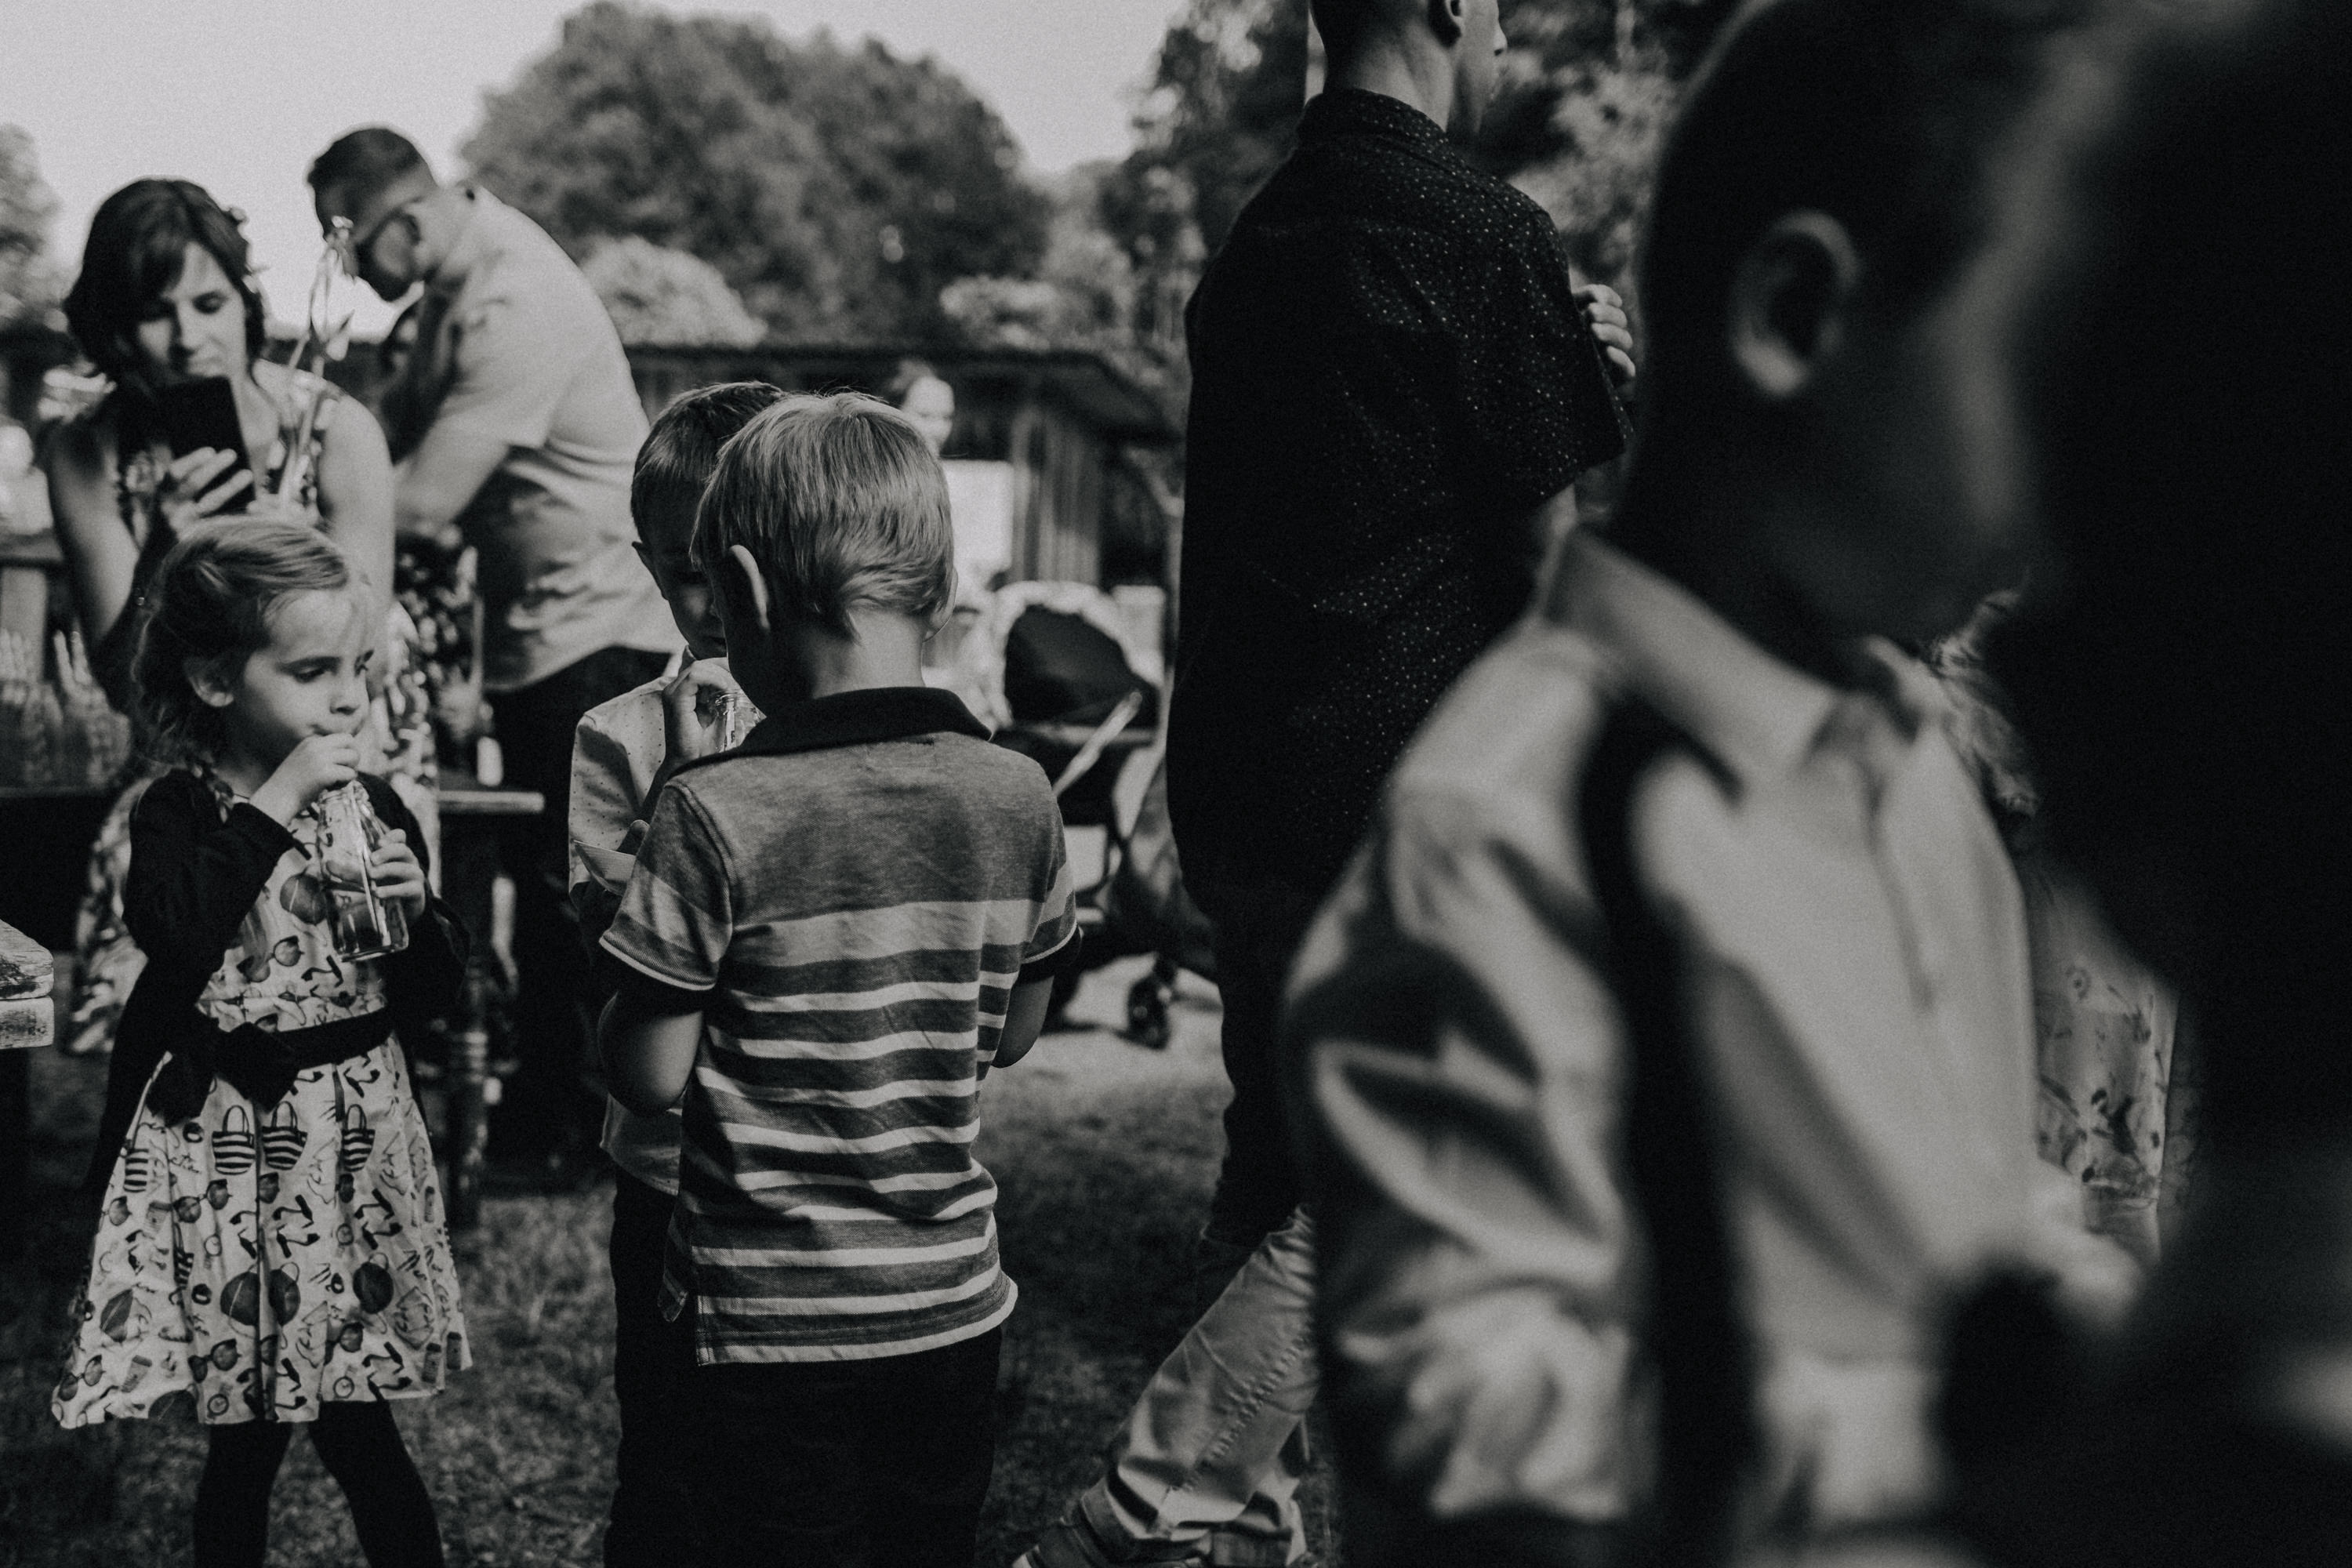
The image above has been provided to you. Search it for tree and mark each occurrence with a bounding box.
[1476,0,1740,296]
[1,125,62,331]
[463,2,1049,340]
[581,237,766,347]
[1094,0,1739,361]
[942,166,1140,357]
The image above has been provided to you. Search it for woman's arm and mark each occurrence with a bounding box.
[313,397,397,608]
[46,418,140,658]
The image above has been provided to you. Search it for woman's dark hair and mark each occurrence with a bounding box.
[632,380,787,546]
[132,521,353,763]
[1992,0,2352,1150]
[1639,0,2096,430]
[62,179,267,385]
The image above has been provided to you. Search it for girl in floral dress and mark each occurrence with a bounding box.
[55,522,466,1568]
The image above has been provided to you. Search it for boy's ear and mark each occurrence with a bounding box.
[1728,211,1864,404]
[718,543,775,640]
[185,655,236,709]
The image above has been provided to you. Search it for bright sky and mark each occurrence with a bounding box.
[0,0,1188,336]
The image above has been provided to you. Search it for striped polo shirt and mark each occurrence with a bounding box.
[601,686,1080,1363]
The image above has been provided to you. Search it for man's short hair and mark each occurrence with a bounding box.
[633,381,788,546]
[693,392,955,638]
[307,126,432,202]
[1639,0,2096,422]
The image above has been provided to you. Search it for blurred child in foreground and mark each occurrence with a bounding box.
[1286,2,2137,1562]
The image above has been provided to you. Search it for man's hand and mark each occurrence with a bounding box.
[368,829,429,922]
[1576,283,1637,388]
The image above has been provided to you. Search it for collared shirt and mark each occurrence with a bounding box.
[600,686,1080,1363]
[568,658,763,1194]
[385,187,677,691]
[1295,532,2117,1536]
[1169,88,1628,898]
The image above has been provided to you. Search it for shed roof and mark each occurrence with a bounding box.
[630,342,1179,445]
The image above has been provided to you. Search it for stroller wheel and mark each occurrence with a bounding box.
[1125,975,1173,1050]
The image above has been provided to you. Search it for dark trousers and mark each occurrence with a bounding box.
[1189,873,1325,1261]
[684,1323,1004,1568]
[194,1402,441,1568]
[485,644,671,1157]
[607,1171,702,1567]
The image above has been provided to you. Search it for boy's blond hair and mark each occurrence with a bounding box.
[692,391,955,638]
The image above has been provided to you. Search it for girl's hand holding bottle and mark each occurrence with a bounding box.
[250,731,361,826]
[366,829,429,923]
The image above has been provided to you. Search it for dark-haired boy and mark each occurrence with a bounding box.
[599,392,1080,1568]
[568,379,781,1568]
[1293,0,2133,1561]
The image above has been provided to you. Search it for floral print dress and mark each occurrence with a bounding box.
[53,772,467,1428]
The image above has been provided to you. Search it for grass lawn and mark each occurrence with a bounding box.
[0,956,1339,1566]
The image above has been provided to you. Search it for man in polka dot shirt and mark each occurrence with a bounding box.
[1018,4,1632,1566]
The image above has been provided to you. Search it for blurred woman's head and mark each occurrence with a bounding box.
[1991,0,2352,1141]
[62,179,267,390]
[887,358,956,456]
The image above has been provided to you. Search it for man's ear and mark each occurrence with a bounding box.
[719,544,775,641]
[1728,211,1864,403]
[1427,0,1465,47]
[185,655,237,709]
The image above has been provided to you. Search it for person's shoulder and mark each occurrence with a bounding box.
[935,731,1062,807]
[45,400,114,476]
[1388,619,1616,824]
[129,768,216,826]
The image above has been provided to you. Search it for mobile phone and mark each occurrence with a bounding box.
[151,376,252,512]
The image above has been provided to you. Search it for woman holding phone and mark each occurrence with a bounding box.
[45,177,433,1057]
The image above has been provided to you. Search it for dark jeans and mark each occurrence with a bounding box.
[1189,871,1325,1264]
[607,1171,702,1567]
[485,644,671,1157]
[684,1323,1004,1568]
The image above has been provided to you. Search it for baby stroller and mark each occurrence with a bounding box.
[943,582,1214,1045]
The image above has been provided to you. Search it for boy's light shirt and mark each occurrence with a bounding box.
[568,655,760,1195]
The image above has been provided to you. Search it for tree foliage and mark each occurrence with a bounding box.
[1086,0,1740,355]
[1,125,62,330]
[463,2,1049,340]
[581,236,766,347]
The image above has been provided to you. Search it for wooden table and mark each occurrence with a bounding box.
[430,771,543,1232]
[1,916,55,1258]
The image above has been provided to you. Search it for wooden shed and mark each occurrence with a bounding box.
[623,345,1180,591]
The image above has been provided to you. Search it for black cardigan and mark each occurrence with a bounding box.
[84,770,466,1192]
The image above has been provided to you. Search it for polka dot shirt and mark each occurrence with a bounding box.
[1169,88,1629,896]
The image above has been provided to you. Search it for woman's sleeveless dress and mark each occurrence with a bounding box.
[53,770,468,1427]
[63,376,436,1056]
